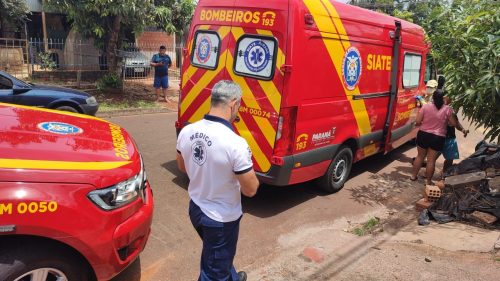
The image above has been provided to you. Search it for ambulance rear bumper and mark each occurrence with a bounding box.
[257,144,341,186]
[256,155,295,186]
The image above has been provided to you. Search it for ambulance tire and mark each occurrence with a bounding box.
[56,105,79,113]
[0,242,89,281]
[317,145,353,193]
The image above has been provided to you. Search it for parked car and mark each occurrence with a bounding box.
[123,51,151,78]
[0,71,99,115]
[0,102,154,281]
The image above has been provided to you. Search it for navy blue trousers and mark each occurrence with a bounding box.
[189,200,241,281]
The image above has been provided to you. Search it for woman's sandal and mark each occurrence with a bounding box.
[410,176,418,181]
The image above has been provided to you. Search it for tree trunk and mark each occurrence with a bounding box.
[106,14,122,74]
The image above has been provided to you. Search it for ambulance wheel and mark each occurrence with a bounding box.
[56,105,79,113]
[0,242,89,281]
[317,145,353,193]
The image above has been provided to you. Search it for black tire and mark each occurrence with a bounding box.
[316,145,353,193]
[55,105,79,113]
[0,242,89,281]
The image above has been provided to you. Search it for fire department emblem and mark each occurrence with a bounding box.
[342,47,362,90]
[244,40,271,73]
[196,35,212,63]
[37,122,83,135]
[192,141,207,166]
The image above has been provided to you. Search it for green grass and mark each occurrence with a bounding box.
[353,217,380,236]
[99,100,159,111]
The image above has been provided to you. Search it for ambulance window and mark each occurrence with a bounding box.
[403,53,422,88]
[190,30,221,70]
[233,35,277,81]
[424,54,437,83]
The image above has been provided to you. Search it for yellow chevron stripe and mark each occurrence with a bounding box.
[226,53,276,148]
[181,63,198,88]
[256,29,286,76]
[257,79,281,114]
[254,116,276,149]
[320,0,347,35]
[180,50,228,116]
[182,25,229,89]
[188,96,211,123]
[304,0,372,135]
[0,159,131,171]
[0,103,106,122]
[234,118,271,172]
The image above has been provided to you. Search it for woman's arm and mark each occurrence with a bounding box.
[415,106,424,126]
[447,108,458,128]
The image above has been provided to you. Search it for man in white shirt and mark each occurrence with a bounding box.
[176,80,259,281]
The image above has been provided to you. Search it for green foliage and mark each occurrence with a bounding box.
[352,0,500,141]
[350,0,396,15]
[154,0,196,35]
[393,9,414,22]
[38,53,57,70]
[353,217,380,236]
[96,73,122,90]
[0,0,29,30]
[426,0,500,141]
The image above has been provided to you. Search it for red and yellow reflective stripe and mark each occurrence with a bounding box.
[0,158,131,170]
[226,52,276,146]
[233,118,271,172]
[303,0,372,136]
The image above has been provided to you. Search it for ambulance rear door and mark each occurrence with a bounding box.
[225,0,290,173]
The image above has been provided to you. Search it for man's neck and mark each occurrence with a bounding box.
[208,107,231,122]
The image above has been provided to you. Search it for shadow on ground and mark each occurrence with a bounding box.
[162,142,418,219]
[110,257,141,281]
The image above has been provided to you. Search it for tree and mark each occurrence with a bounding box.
[425,0,500,141]
[0,0,29,37]
[46,0,156,73]
[349,0,396,15]
[45,0,197,73]
[154,0,196,39]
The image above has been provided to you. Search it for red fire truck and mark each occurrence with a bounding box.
[176,0,436,192]
[0,103,153,280]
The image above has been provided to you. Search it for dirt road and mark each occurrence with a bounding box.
[109,112,499,281]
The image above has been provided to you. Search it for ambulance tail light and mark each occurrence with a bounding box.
[273,107,297,157]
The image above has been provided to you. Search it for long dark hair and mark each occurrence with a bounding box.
[433,89,445,110]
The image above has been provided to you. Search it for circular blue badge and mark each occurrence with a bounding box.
[244,40,270,73]
[342,47,362,90]
[196,36,212,63]
[37,122,83,135]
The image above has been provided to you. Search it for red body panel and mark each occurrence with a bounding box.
[0,104,154,280]
[178,0,429,186]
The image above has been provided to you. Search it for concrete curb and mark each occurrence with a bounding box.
[97,107,177,118]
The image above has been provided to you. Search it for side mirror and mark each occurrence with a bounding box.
[437,75,446,89]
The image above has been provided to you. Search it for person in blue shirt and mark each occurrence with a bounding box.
[150,45,172,102]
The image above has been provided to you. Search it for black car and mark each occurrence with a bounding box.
[0,71,99,115]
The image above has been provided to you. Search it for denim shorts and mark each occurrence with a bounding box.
[153,76,169,89]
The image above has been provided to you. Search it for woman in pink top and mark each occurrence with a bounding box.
[411,90,457,184]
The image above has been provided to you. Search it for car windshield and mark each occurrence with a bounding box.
[0,71,30,88]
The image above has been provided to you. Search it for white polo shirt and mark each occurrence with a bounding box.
[176,115,253,222]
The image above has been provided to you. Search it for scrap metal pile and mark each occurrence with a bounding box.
[416,141,500,228]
